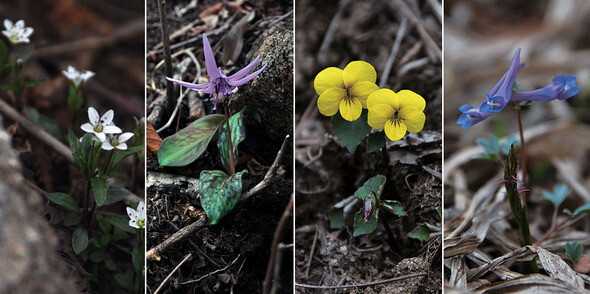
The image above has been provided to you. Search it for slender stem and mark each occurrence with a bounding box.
[104,150,115,173]
[224,104,235,175]
[516,108,527,203]
[157,0,176,101]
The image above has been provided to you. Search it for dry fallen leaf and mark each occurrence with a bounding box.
[146,120,162,158]
[198,3,223,19]
[574,255,590,274]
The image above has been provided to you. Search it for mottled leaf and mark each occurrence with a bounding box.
[218,111,246,172]
[331,110,372,153]
[199,169,247,225]
[354,174,386,202]
[353,208,378,236]
[72,227,89,254]
[382,199,407,217]
[158,114,225,167]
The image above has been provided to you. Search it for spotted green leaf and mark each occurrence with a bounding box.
[158,114,225,167]
[217,111,245,172]
[199,169,247,225]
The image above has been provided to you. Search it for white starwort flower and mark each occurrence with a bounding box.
[80,107,122,142]
[63,65,95,88]
[2,19,33,45]
[102,132,134,151]
[127,201,145,229]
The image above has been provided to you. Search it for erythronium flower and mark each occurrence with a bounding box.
[102,132,134,151]
[166,34,266,110]
[80,107,122,142]
[1,19,33,45]
[127,201,145,229]
[457,48,524,129]
[63,65,95,88]
[367,89,426,141]
[314,61,380,121]
[512,75,580,102]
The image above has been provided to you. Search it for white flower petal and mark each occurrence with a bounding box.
[116,143,128,150]
[101,110,114,125]
[23,27,33,37]
[138,201,145,219]
[103,125,122,134]
[127,207,137,219]
[101,141,114,151]
[129,220,139,229]
[88,107,99,125]
[15,20,24,28]
[95,132,106,142]
[80,123,94,133]
[4,19,12,30]
[118,132,134,143]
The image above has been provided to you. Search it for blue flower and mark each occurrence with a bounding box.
[457,49,524,129]
[512,75,580,102]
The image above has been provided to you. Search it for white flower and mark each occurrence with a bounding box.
[102,132,134,151]
[63,65,94,87]
[2,19,33,45]
[80,107,122,142]
[127,201,145,229]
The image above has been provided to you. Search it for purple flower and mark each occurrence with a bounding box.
[166,34,266,110]
[457,49,524,129]
[512,75,580,102]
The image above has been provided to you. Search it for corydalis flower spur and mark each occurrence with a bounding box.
[166,34,266,110]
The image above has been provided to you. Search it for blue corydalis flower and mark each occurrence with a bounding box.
[457,49,524,129]
[512,75,580,102]
[166,34,266,110]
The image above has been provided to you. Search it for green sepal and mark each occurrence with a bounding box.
[158,114,225,167]
[199,169,247,225]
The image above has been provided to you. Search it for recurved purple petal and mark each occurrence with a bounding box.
[202,34,220,79]
[227,63,267,87]
[227,56,261,82]
[166,77,212,90]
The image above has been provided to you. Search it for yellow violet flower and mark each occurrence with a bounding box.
[367,89,426,141]
[314,61,379,121]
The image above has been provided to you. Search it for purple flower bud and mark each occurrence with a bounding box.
[362,194,375,222]
[166,34,266,110]
[512,75,580,102]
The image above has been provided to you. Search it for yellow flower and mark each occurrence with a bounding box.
[314,61,379,121]
[367,89,426,141]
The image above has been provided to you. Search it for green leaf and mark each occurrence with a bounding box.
[114,270,134,291]
[24,78,44,89]
[353,209,378,236]
[91,178,107,207]
[331,110,372,153]
[63,211,82,226]
[199,169,247,225]
[105,257,117,271]
[89,251,106,263]
[132,246,143,275]
[103,188,131,206]
[367,131,386,152]
[158,114,225,167]
[354,175,387,202]
[565,241,583,263]
[329,206,344,229]
[101,214,136,234]
[408,223,431,241]
[542,184,570,207]
[23,106,64,139]
[381,199,407,217]
[217,111,246,172]
[44,192,79,211]
[105,146,143,175]
[572,202,590,217]
[72,227,89,254]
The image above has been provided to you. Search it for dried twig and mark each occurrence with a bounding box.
[379,18,408,88]
[154,252,193,294]
[295,272,428,290]
[263,194,294,294]
[157,0,176,101]
[179,254,242,285]
[317,0,352,63]
[390,0,441,60]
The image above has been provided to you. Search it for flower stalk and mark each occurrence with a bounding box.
[223,104,235,176]
[515,107,527,203]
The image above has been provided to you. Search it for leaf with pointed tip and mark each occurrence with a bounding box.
[382,199,407,217]
[354,175,386,202]
[72,227,89,254]
[408,223,431,241]
[217,111,245,172]
[331,110,372,153]
[91,178,107,207]
[45,192,79,212]
[199,169,247,225]
[158,114,225,167]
